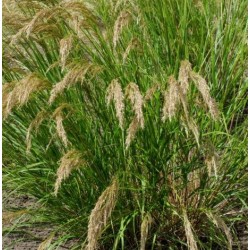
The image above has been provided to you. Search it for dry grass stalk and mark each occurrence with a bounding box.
[162,76,180,121]
[183,210,198,250]
[178,60,192,95]
[144,83,159,103]
[140,213,153,250]
[3,74,49,118]
[3,210,27,225]
[49,64,93,104]
[125,82,144,128]
[37,233,55,250]
[60,36,73,71]
[123,38,140,62]
[54,149,84,196]
[106,79,125,128]
[26,110,48,153]
[113,10,131,48]
[190,71,219,120]
[86,178,119,250]
[52,104,72,147]
[125,116,140,149]
[206,212,233,250]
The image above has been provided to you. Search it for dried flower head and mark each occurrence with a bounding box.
[125,82,144,128]
[49,64,94,104]
[178,60,192,95]
[26,110,49,153]
[54,149,84,196]
[123,37,140,63]
[113,10,131,48]
[204,142,220,177]
[140,213,153,250]
[59,36,73,71]
[125,116,140,149]
[3,74,49,118]
[52,104,73,147]
[144,83,160,103]
[106,79,125,128]
[86,178,119,250]
[162,76,180,121]
[190,71,219,120]
[183,210,198,250]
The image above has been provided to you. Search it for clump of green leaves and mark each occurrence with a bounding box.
[3,0,247,249]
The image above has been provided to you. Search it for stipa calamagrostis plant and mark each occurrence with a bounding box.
[86,178,119,250]
[144,83,160,102]
[178,60,192,95]
[54,149,85,196]
[122,37,140,63]
[106,79,125,129]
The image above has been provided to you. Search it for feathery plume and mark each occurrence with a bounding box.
[190,71,219,120]
[49,64,93,104]
[113,10,131,48]
[125,82,144,128]
[3,74,49,118]
[52,104,72,147]
[187,118,200,146]
[162,76,180,121]
[26,110,49,153]
[54,149,84,196]
[140,213,153,250]
[125,116,140,149]
[106,79,125,128]
[38,233,55,250]
[123,38,140,63]
[144,83,159,103]
[204,143,219,177]
[178,60,192,95]
[86,178,119,250]
[183,210,198,250]
[59,36,73,71]
[206,212,232,250]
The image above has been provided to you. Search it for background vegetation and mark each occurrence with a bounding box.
[2,0,247,249]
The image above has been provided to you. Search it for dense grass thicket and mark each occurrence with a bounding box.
[2,0,247,249]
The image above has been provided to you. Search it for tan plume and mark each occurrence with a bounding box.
[106,79,125,128]
[144,83,159,103]
[125,116,140,149]
[86,178,119,250]
[123,38,140,62]
[125,82,144,128]
[178,60,192,95]
[26,110,49,153]
[59,36,73,71]
[140,213,153,250]
[183,210,198,250]
[190,71,219,120]
[54,149,84,196]
[113,10,131,48]
[162,76,180,121]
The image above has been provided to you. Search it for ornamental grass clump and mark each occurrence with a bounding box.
[3,0,247,249]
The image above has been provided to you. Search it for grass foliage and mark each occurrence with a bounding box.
[2,0,247,249]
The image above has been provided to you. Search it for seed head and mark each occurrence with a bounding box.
[140,213,153,250]
[106,79,125,128]
[54,149,84,196]
[59,36,73,71]
[86,178,119,250]
[178,60,192,95]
